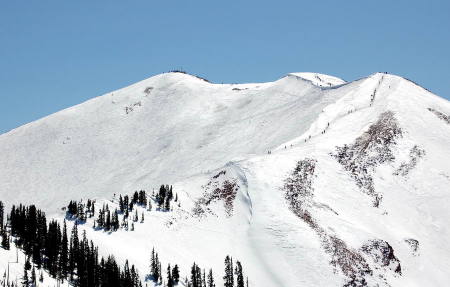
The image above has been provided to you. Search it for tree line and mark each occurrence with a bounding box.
[65,186,179,233]
[1,199,250,287]
[2,203,142,287]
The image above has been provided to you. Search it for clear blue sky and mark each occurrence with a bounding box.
[1,0,449,133]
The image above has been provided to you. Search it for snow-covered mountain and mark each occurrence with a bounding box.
[1,71,450,287]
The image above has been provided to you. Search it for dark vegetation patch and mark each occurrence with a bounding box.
[404,238,419,256]
[283,159,372,286]
[193,171,238,217]
[283,159,403,286]
[332,111,402,207]
[125,101,142,114]
[143,86,153,95]
[428,107,450,124]
[361,240,401,274]
[394,145,425,176]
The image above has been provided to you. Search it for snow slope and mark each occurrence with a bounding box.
[1,71,450,286]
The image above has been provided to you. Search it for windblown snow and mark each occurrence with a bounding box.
[1,71,450,287]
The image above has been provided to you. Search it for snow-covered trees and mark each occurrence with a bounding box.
[6,204,142,287]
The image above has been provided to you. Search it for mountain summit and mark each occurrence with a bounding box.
[1,71,449,287]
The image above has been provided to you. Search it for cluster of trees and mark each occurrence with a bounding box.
[67,199,96,222]
[119,191,147,214]
[4,204,142,287]
[65,186,179,234]
[0,201,9,250]
[223,256,246,287]
[1,200,252,287]
[96,204,121,231]
[146,249,248,287]
[155,185,177,210]
[186,255,247,287]
[149,248,180,286]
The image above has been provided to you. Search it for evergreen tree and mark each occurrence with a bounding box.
[134,210,138,222]
[164,196,171,211]
[202,269,206,287]
[0,200,4,232]
[190,263,202,287]
[167,264,173,287]
[172,264,180,284]
[223,256,234,287]
[119,195,124,213]
[105,210,111,231]
[1,229,9,250]
[59,220,69,279]
[31,267,36,286]
[150,248,160,281]
[207,269,215,287]
[235,261,244,287]
[97,208,104,229]
[25,257,31,270]
[22,265,29,287]
[112,210,119,231]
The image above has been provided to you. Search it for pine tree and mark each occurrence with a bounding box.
[191,263,200,287]
[25,257,31,270]
[97,208,104,229]
[202,269,206,287]
[59,220,69,279]
[224,256,234,287]
[207,269,215,287]
[134,210,138,222]
[22,265,29,287]
[167,264,173,287]
[165,196,171,211]
[235,261,244,287]
[112,210,119,231]
[105,210,111,231]
[31,266,36,286]
[1,229,9,250]
[151,248,160,281]
[0,200,4,232]
[172,264,180,284]
[119,195,124,213]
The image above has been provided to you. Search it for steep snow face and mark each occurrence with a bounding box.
[0,72,341,209]
[1,72,450,287]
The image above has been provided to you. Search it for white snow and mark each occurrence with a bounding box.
[1,71,450,286]
[288,72,346,87]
